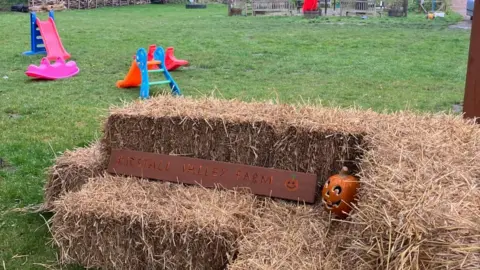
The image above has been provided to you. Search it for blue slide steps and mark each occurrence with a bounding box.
[136,47,181,99]
[23,10,54,56]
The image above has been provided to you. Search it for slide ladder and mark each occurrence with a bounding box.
[136,47,181,99]
[23,10,54,56]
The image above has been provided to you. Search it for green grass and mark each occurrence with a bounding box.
[0,4,471,269]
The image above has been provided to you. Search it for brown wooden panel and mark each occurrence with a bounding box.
[107,149,318,203]
[464,0,480,123]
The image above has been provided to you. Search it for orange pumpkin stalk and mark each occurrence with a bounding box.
[321,166,360,218]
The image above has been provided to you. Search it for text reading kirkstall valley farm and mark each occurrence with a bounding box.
[107,149,317,203]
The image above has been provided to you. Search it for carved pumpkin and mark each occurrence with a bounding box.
[321,166,359,218]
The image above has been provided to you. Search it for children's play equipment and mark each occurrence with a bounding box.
[117,46,181,99]
[23,10,78,80]
[25,57,80,80]
[147,45,189,71]
[23,10,70,61]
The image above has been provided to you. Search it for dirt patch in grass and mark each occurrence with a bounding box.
[0,158,16,173]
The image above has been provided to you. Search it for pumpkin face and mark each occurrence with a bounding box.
[284,175,299,191]
[321,166,359,218]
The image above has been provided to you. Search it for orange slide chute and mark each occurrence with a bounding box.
[116,59,160,88]
[36,17,70,61]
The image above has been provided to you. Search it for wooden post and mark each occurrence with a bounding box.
[463,0,480,123]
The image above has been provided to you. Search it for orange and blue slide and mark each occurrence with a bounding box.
[23,10,70,61]
[117,44,188,88]
[117,46,181,98]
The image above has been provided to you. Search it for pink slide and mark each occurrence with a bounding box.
[36,18,71,61]
[25,57,79,80]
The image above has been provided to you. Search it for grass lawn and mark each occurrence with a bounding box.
[0,4,472,269]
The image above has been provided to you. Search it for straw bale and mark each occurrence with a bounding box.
[101,96,367,186]
[44,142,105,210]
[342,113,480,270]
[230,201,353,270]
[51,175,258,270]
[229,112,480,270]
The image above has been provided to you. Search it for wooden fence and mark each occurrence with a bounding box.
[339,0,376,15]
[252,0,295,15]
[29,0,151,10]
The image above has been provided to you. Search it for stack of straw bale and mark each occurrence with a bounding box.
[45,95,480,270]
[52,176,257,269]
[44,142,105,210]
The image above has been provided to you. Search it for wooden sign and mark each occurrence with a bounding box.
[464,0,480,124]
[107,149,318,203]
